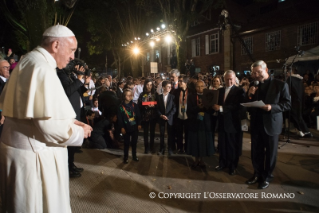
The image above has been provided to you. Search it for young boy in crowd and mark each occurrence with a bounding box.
[156,81,176,156]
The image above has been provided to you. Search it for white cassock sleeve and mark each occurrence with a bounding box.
[33,118,84,146]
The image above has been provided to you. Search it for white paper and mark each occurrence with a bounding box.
[241,101,265,107]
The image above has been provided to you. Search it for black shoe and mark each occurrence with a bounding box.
[215,165,225,171]
[144,150,150,154]
[258,181,270,189]
[123,158,129,164]
[69,169,81,178]
[246,176,261,185]
[157,149,164,155]
[71,164,84,173]
[133,156,139,162]
[303,132,313,138]
[229,169,236,176]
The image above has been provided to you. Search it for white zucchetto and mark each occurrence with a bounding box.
[42,24,75,37]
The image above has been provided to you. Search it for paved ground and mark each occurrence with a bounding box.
[69,131,319,213]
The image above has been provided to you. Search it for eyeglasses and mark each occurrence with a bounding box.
[178,80,183,83]
[1,66,10,69]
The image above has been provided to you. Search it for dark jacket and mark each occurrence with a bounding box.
[246,77,291,136]
[156,93,176,125]
[57,70,87,120]
[117,101,141,133]
[286,75,304,109]
[138,92,158,122]
[0,78,6,118]
[186,93,212,132]
[217,86,246,133]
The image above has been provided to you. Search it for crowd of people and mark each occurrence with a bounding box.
[0,24,316,212]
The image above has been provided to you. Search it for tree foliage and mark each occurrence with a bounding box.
[0,0,78,51]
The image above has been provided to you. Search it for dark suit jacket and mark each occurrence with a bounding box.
[0,78,5,95]
[286,75,304,109]
[116,88,123,99]
[246,77,291,136]
[0,78,6,118]
[156,93,176,125]
[217,86,246,133]
[57,70,88,120]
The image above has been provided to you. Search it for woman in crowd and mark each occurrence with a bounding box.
[118,89,142,163]
[209,76,223,90]
[187,80,215,167]
[138,79,158,154]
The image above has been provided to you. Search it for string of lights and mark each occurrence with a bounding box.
[121,23,176,54]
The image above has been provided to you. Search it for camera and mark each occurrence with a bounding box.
[64,58,91,76]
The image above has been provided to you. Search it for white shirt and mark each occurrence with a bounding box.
[172,81,178,89]
[81,78,95,96]
[133,84,143,103]
[163,92,169,109]
[0,75,7,82]
[91,107,102,115]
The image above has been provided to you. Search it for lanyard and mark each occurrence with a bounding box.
[122,103,135,119]
[179,89,188,105]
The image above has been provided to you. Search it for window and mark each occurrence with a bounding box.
[210,33,219,53]
[266,31,281,51]
[205,33,219,54]
[241,37,253,55]
[297,22,318,46]
[191,38,200,57]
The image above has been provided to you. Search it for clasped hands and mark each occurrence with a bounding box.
[74,120,93,138]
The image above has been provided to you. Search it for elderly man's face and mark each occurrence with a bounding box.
[55,36,77,69]
[252,66,268,82]
[0,61,10,79]
[171,73,178,82]
[196,81,205,93]
[224,73,235,87]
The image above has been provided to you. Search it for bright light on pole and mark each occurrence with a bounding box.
[133,47,140,55]
[165,35,172,43]
[161,24,166,29]
[150,41,155,47]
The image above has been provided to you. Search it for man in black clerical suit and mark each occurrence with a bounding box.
[286,68,312,138]
[245,60,291,189]
[157,80,176,156]
[57,65,90,178]
[213,70,245,175]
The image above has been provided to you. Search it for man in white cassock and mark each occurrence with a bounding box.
[0,25,92,213]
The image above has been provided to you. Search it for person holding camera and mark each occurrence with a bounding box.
[57,61,91,178]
